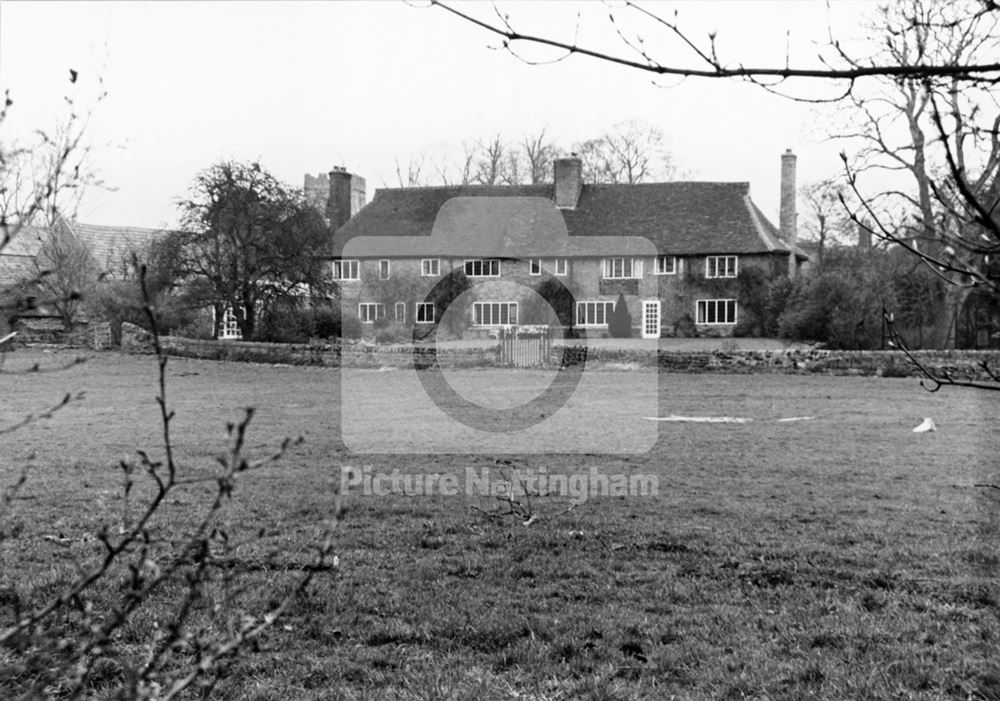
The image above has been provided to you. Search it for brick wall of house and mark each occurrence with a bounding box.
[340,252,789,337]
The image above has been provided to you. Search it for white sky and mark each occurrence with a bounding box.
[0,1,871,230]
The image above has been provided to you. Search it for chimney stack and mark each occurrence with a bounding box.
[326,166,367,231]
[857,219,872,249]
[554,156,583,209]
[779,149,798,277]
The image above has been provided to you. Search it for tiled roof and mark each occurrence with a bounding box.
[0,225,48,258]
[333,181,801,257]
[64,221,170,272]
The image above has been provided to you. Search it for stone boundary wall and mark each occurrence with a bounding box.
[157,336,499,368]
[147,336,999,380]
[567,347,1000,381]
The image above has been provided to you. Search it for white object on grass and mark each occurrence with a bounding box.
[644,415,752,423]
[776,416,816,422]
[913,417,937,433]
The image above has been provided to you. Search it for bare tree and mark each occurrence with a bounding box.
[835,0,999,349]
[474,133,509,185]
[574,120,674,184]
[32,220,99,329]
[800,178,854,267]
[1,71,105,254]
[521,128,559,184]
[431,1,1000,89]
[427,140,480,185]
[394,154,426,187]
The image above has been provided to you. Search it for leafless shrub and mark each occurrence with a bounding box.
[0,270,338,699]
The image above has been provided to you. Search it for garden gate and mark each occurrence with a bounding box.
[498,326,551,367]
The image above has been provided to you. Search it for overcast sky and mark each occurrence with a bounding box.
[1,1,869,230]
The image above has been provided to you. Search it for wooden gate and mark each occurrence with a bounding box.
[498,326,551,367]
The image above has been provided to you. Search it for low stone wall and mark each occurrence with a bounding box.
[561,346,1000,381]
[157,336,499,368]
[147,336,1000,380]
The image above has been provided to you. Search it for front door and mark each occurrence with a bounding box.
[642,300,661,339]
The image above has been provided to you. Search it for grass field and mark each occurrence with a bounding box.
[1,349,999,699]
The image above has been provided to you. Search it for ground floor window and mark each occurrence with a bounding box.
[473,301,517,326]
[218,306,240,339]
[359,302,385,323]
[415,302,435,323]
[697,298,737,325]
[394,302,406,323]
[576,300,615,326]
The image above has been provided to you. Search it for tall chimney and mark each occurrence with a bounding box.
[857,219,872,249]
[554,156,583,209]
[779,149,798,277]
[327,167,366,231]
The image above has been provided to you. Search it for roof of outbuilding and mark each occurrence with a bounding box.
[0,225,48,258]
[333,181,803,258]
[64,221,170,271]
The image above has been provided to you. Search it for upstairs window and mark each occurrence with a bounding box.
[464,259,500,277]
[554,258,568,276]
[333,259,359,281]
[705,255,738,279]
[421,259,439,277]
[654,255,677,275]
[603,257,642,279]
[378,259,390,280]
[529,258,542,276]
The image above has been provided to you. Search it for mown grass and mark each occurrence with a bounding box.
[1,349,998,699]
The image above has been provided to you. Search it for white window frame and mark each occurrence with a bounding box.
[654,255,677,275]
[529,258,542,276]
[421,259,440,277]
[358,302,385,323]
[603,257,642,279]
[472,302,518,327]
[464,259,501,277]
[218,306,241,340]
[705,255,738,279]
[696,298,737,325]
[576,300,616,327]
[378,259,390,280]
[554,258,568,276]
[394,301,406,323]
[415,302,435,324]
[333,259,359,281]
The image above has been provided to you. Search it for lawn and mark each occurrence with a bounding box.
[1,349,999,699]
